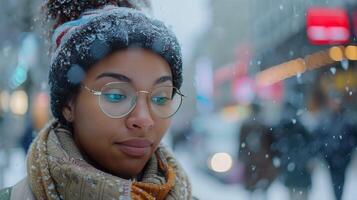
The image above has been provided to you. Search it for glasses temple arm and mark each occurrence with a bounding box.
[82,84,102,96]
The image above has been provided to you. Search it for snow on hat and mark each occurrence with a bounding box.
[44,0,182,124]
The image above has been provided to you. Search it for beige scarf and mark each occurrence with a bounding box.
[27,120,192,200]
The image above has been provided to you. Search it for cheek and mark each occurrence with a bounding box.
[74,94,103,131]
[152,119,171,146]
[73,93,116,148]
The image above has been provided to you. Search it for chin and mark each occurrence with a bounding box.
[111,157,149,179]
[113,167,143,180]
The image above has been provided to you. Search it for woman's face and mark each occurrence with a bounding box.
[65,48,173,179]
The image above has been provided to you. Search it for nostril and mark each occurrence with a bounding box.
[133,124,140,128]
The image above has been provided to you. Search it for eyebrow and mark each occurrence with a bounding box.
[96,73,132,82]
[96,72,172,85]
[155,76,173,85]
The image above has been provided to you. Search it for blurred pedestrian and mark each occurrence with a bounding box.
[238,103,279,199]
[317,93,357,200]
[0,0,192,199]
[271,103,313,200]
[307,75,357,200]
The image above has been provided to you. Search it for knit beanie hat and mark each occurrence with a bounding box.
[43,0,183,124]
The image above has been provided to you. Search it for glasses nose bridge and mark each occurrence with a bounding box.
[137,90,150,95]
[133,90,152,107]
[135,90,151,100]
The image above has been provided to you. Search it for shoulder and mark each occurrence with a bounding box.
[0,187,11,200]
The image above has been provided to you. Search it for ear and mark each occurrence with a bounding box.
[62,101,75,122]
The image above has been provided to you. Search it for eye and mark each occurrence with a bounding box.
[103,91,127,103]
[151,96,170,105]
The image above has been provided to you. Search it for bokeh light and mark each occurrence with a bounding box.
[9,90,28,116]
[209,152,233,173]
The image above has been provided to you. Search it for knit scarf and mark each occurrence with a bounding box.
[27,120,192,200]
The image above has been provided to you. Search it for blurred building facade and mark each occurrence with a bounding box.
[188,0,357,115]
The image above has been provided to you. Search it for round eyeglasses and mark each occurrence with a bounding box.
[82,82,185,119]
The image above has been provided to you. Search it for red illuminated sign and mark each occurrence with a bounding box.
[307,8,350,45]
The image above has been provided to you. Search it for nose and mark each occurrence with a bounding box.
[125,95,154,132]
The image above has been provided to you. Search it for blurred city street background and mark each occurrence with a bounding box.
[1,0,357,199]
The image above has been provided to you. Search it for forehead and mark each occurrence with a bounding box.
[83,48,172,87]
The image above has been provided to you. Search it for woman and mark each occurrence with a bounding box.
[0,0,192,199]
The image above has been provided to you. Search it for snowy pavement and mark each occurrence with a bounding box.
[174,147,357,200]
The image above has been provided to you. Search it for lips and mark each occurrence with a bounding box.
[115,138,152,157]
